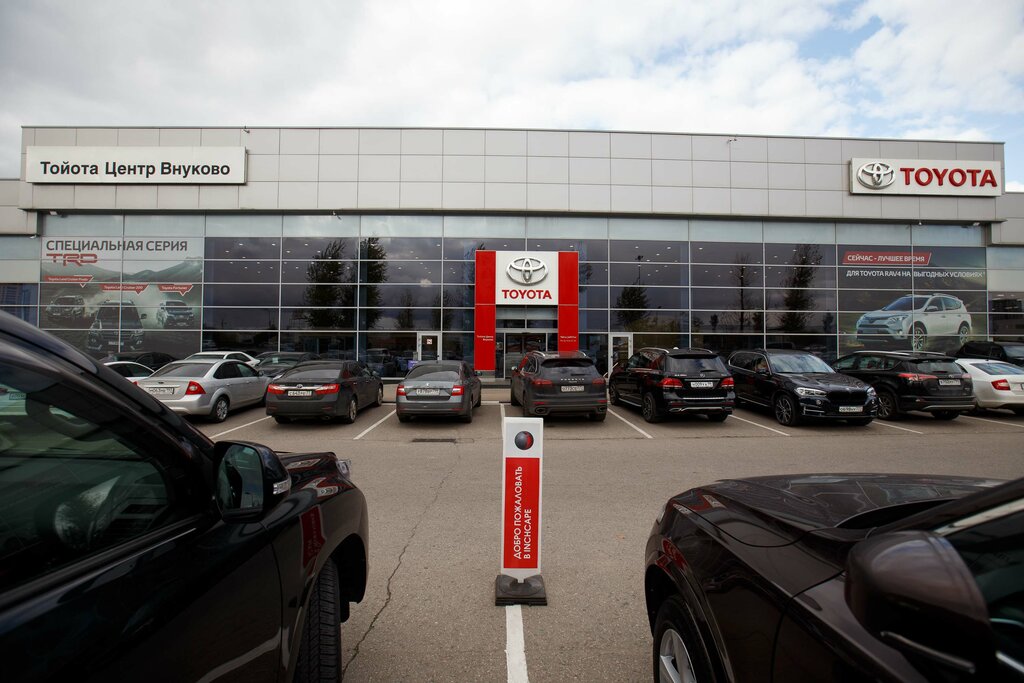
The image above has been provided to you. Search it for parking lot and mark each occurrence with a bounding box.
[197,388,1024,683]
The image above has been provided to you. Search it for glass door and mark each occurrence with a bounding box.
[500,332,546,379]
[610,334,632,372]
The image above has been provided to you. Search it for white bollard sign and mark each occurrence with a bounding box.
[496,416,547,605]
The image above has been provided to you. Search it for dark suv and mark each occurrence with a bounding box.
[955,340,1024,365]
[728,349,877,426]
[832,351,976,420]
[608,347,734,423]
[86,300,145,354]
[511,350,607,420]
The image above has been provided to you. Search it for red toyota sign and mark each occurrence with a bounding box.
[850,158,1002,197]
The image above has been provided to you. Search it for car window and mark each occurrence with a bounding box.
[940,296,961,311]
[407,366,460,381]
[151,363,213,378]
[284,367,342,382]
[236,363,257,378]
[540,359,599,377]
[1004,346,1024,361]
[975,362,1024,376]
[228,354,247,362]
[882,296,928,312]
[625,353,644,370]
[831,356,857,371]
[214,363,241,380]
[911,360,963,374]
[665,356,726,373]
[880,356,901,370]
[0,366,192,591]
[768,354,834,374]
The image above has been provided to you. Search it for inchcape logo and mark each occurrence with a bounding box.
[857,162,896,189]
[506,256,548,285]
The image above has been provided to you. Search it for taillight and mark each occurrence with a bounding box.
[315,383,340,395]
[721,377,735,388]
[396,383,406,396]
[992,379,1011,391]
[451,384,465,396]
[532,378,553,386]
[185,381,205,395]
[898,373,937,383]
[267,384,286,394]
[659,377,683,388]
[592,377,606,386]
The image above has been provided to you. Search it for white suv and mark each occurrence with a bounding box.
[857,293,972,350]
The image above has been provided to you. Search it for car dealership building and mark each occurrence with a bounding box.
[1,126,1023,377]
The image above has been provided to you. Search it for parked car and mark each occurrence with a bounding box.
[832,351,976,420]
[396,361,482,423]
[98,350,178,370]
[256,352,321,378]
[856,293,972,351]
[608,347,734,423]
[103,360,153,380]
[956,340,1024,365]
[645,472,1021,683]
[136,359,270,422]
[0,310,368,683]
[86,300,146,354]
[728,349,876,426]
[510,350,607,421]
[955,358,1024,415]
[155,299,196,328]
[266,360,383,424]
[43,294,86,324]
[185,350,261,367]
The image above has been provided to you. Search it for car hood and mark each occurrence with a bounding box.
[785,373,867,390]
[677,473,1002,547]
[859,310,911,321]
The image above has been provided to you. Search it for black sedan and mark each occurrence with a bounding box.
[266,360,384,423]
[646,473,1023,683]
[0,311,368,682]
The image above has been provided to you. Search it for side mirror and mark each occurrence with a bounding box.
[846,530,995,681]
[214,441,291,522]
[140,313,148,320]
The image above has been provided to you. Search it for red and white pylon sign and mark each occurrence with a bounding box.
[496,416,547,605]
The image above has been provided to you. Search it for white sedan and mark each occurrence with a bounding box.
[184,350,261,367]
[955,358,1024,415]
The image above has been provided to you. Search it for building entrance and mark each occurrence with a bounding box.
[498,332,547,379]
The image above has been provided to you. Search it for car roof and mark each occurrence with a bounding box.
[847,350,954,359]
[527,350,589,359]
[641,347,717,357]
[743,348,816,356]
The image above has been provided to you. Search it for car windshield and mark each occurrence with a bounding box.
[164,301,186,308]
[96,308,119,324]
[770,354,835,374]
[975,362,1024,376]
[406,365,460,381]
[882,296,928,311]
[666,356,725,373]
[151,362,213,378]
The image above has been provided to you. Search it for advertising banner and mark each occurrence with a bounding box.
[26,146,246,184]
[500,417,543,581]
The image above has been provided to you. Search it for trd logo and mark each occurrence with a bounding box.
[46,252,98,266]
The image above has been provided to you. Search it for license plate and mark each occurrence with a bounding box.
[288,390,313,397]
[938,379,961,386]
[689,381,714,388]
[838,405,863,413]
[148,387,174,395]
[561,385,585,392]
[415,388,440,396]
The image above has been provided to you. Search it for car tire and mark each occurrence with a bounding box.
[773,393,801,426]
[397,413,412,423]
[510,387,520,406]
[340,397,358,424]
[474,389,482,408]
[933,410,960,420]
[876,389,900,420]
[642,393,664,423]
[293,559,342,683]
[374,385,384,407]
[210,396,230,423]
[274,416,291,424]
[460,406,473,423]
[609,385,621,406]
[589,411,607,422]
[652,595,714,683]
[707,412,729,423]
[957,323,971,346]
[911,322,927,351]
[848,417,873,426]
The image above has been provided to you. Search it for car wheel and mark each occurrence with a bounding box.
[609,385,621,405]
[653,595,713,683]
[510,387,520,406]
[876,389,900,420]
[374,384,384,407]
[293,559,342,683]
[340,397,358,424]
[848,417,873,426]
[773,393,801,426]
[642,393,664,423]
[933,410,960,420]
[957,323,971,345]
[474,389,482,408]
[707,412,729,423]
[274,416,291,424]
[460,404,473,423]
[589,411,607,422]
[210,396,230,423]
[911,322,927,351]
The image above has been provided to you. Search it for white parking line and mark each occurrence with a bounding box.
[211,416,272,439]
[872,421,925,434]
[608,409,654,439]
[506,605,529,683]
[353,410,396,440]
[500,403,506,420]
[961,414,1024,429]
[483,400,502,405]
[726,413,790,437]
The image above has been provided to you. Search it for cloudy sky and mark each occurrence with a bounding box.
[2,0,1022,189]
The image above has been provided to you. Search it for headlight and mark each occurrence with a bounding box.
[886,314,909,323]
[795,387,827,397]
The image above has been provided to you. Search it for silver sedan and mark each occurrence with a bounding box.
[136,359,270,422]
[396,360,482,423]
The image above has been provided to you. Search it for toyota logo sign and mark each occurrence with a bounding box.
[506,256,548,285]
[857,161,897,190]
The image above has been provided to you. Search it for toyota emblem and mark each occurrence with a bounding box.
[857,162,896,190]
[506,256,548,285]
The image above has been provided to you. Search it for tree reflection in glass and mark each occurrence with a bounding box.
[778,244,823,332]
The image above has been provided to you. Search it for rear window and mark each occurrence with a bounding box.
[282,368,341,382]
[911,360,963,374]
[975,362,1024,376]
[540,359,599,376]
[1004,346,1024,360]
[666,356,726,374]
[151,363,213,378]
[407,365,460,381]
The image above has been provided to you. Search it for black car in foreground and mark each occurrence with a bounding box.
[728,349,877,426]
[266,360,384,423]
[832,351,976,420]
[510,350,607,421]
[0,311,368,682]
[609,347,734,423]
[646,473,1024,683]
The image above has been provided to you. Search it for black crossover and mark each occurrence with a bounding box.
[608,347,734,423]
[510,350,607,420]
[728,348,877,426]
[0,311,368,682]
[832,350,976,420]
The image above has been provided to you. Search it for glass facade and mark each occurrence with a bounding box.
[3,214,1023,377]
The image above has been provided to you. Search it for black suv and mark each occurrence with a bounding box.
[608,347,734,423]
[0,311,368,681]
[86,300,146,354]
[728,349,877,426]
[832,350,976,420]
[511,350,607,420]
[956,340,1024,365]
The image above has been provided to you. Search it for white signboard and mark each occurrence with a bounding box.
[850,158,1001,197]
[495,251,560,306]
[26,146,246,184]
